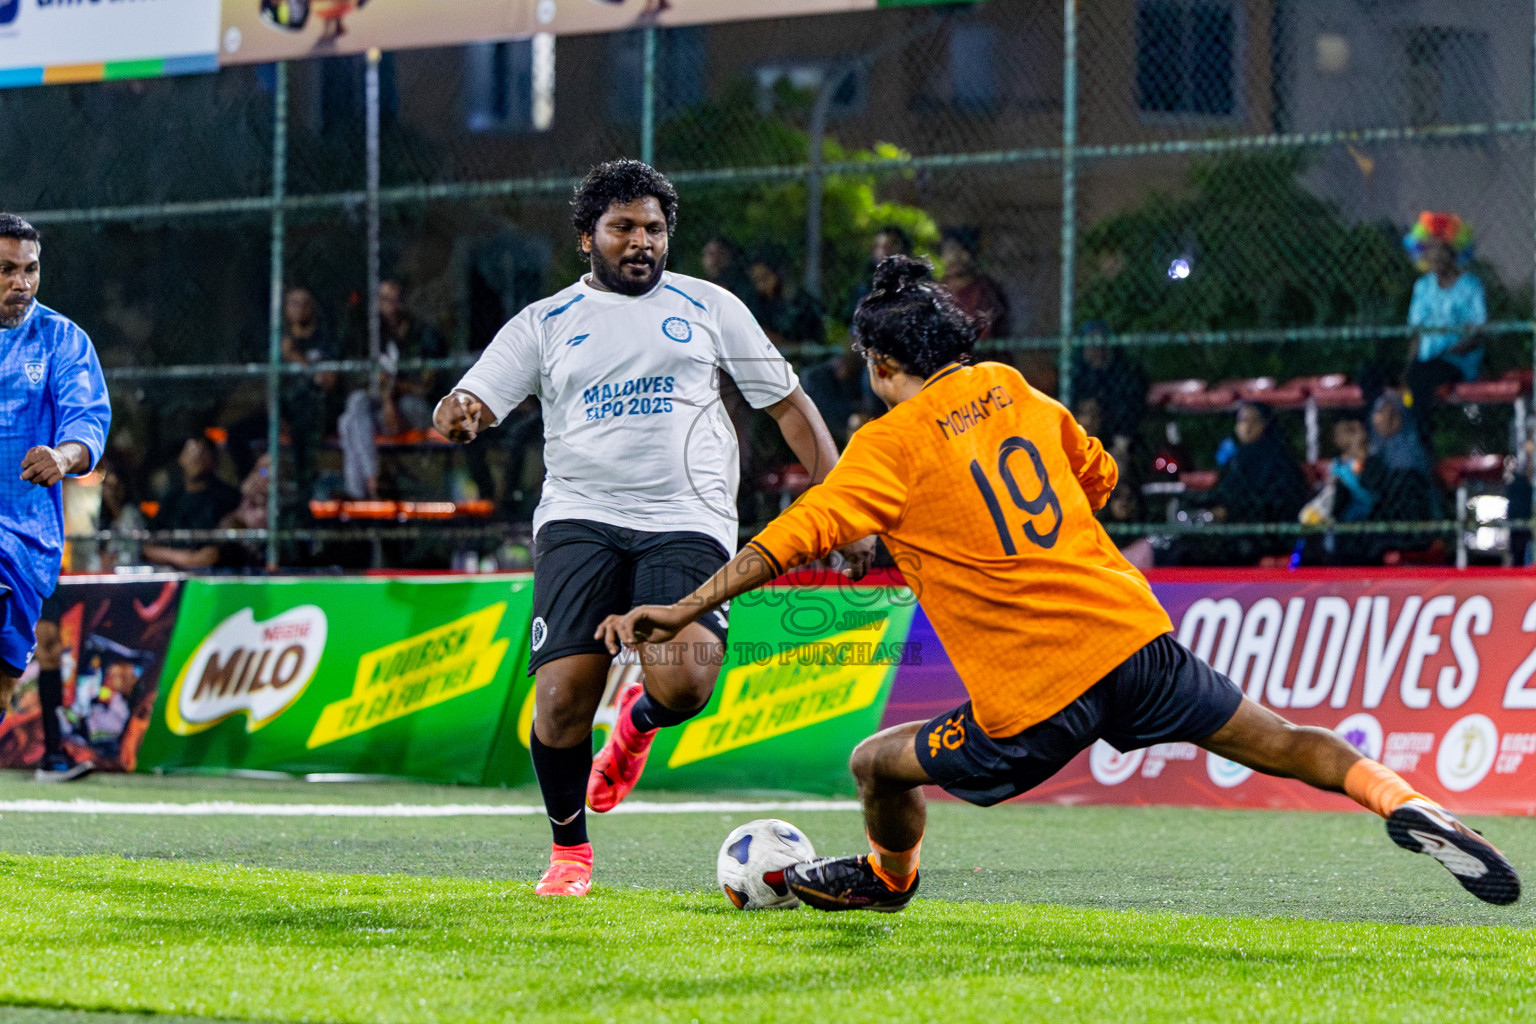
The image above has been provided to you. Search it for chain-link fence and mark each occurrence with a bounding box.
[15,0,1536,572]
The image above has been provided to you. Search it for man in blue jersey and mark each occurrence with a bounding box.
[0,214,112,723]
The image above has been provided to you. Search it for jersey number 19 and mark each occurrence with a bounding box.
[969,435,1062,554]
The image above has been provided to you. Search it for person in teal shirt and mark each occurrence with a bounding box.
[1403,211,1484,438]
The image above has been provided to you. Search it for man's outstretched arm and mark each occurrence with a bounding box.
[596,543,779,653]
[596,424,911,653]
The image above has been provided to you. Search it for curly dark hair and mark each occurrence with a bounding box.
[570,159,679,242]
[852,255,978,378]
[0,213,40,246]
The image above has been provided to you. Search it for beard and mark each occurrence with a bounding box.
[590,246,665,296]
[0,298,30,329]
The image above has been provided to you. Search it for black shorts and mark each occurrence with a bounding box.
[528,519,731,674]
[916,633,1243,806]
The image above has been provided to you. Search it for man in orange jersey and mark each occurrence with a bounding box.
[596,256,1521,911]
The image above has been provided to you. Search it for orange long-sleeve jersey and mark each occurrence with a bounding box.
[749,361,1172,738]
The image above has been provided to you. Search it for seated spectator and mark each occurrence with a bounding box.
[746,246,825,348]
[1205,402,1310,525]
[1370,392,1433,478]
[1099,466,1153,569]
[1071,322,1147,447]
[1164,402,1308,566]
[1329,415,1377,523]
[141,436,241,570]
[72,459,146,573]
[1402,212,1485,439]
[217,455,272,571]
[699,236,751,303]
[225,284,339,490]
[337,279,446,499]
[939,226,1010,341]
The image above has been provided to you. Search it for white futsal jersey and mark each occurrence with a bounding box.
[455,271,800,554]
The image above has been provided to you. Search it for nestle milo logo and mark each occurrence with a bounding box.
[165,606,328,735]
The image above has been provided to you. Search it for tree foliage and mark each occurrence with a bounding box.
[1077,151,1413,336]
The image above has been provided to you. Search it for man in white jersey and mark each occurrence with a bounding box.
[435,160,872,896]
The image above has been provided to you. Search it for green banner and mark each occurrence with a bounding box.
[137,577,535,786]
[489,584,918,795]
[138,576,918,795]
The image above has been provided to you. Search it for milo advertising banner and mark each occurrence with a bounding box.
[500,583,920,795]
[137,577,535,785]
[137,574,919,793]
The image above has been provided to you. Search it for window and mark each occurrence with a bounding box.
[754,62,868,120]
[607,27,706,124]
[1136,1,1236,116]
[465,34,555,135]
[949,24,1000,113]
[1405,28,1493,125]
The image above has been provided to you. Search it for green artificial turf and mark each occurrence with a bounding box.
[0,854,1531,1024]
[0,772,1531,1023]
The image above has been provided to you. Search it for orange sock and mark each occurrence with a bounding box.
[551,842,594,869]
[1343,759,1426,818]
[867,833,922,893]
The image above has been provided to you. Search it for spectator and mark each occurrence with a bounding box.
[73,459,146,573]
[1099,462,1152,569]
[939,226,1010,341]
[1403,212,1485,439]
[1205,402,1310,525]
[337,279,446,499]
[699,236,751,303]
[1301,415,1377,565]
[746,246,825,348]
[1370,392,1433,478]
[1071,322,1147,446]
[141,436,240,570]
[225,284,338,489]
[1327,416,1377,524]
[1073,396,1105,440]
[217,455,272,570]
[1164,402,1309,566]
[847,226,913,321]
[800,229,915,444]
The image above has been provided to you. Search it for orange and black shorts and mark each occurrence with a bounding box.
[915,633,1243,806]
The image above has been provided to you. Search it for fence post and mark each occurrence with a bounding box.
[641,26,657,165]
[366,49,382,370]
[266,61,288,573]
[1529,0,1536,564]
[1057,0,1078,408]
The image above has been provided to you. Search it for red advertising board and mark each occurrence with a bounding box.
[1019,570,1536,816]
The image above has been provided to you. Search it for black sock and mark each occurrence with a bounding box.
[529,731,590,847]
[37,669,63,760]
[630,689,705,732]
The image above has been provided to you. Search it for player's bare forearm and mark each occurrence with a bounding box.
[595,545,781,652]
[142,543,219,569]
[20,441,91,487]
[767,386,840,484]
[1450,325,1484,355]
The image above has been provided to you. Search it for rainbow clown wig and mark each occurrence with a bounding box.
[1403,211,1475,270]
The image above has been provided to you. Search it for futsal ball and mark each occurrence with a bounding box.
[716,818,816,910]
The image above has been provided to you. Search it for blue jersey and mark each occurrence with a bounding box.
[0,301,111,599]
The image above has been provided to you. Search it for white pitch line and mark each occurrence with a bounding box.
[0,798,860,818]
